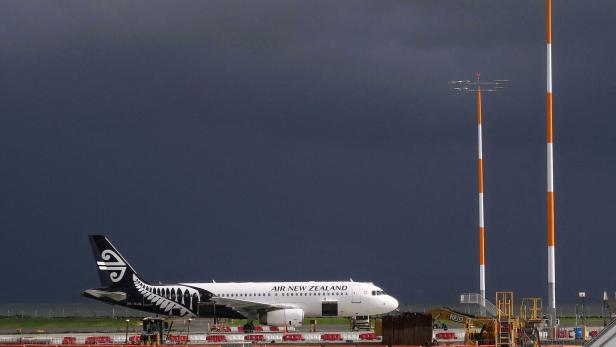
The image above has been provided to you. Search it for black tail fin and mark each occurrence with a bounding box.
[89,235,142,288]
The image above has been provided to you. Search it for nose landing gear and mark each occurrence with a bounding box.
[351,316,371,331]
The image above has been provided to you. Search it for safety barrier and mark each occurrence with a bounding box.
[320,333,343,341]
[166,336,188,344]
[214,325,289,333]
[282,334,305,341]
[0,331,381,345]
[243,335,265,342]
[60,338,75,345]
[554,326,602,340]
[0,342,579,347]
[204,335,226,343]
[434,332,456,340]
[83,337,112,345]
[358,333,379,340]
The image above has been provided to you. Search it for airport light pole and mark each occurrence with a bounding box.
[125,319,130,344]
[451,74,508,315]
[186,318,193,346]
[578,292,586,325]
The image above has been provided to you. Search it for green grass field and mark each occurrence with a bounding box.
[0,317,352,332]
[0,318,141,331]
[1,316,605,332]
[303,317,351,325]
[558,317,607,325]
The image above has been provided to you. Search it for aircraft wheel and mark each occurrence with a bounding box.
[243,322,254,334]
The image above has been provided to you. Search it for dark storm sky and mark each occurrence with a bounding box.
[1,1,615,305]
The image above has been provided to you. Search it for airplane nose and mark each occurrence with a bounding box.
[384,296,398,312]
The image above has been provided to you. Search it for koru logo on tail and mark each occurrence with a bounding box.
[97,249,127,282]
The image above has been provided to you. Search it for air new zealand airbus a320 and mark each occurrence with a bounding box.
[84,235,399,330]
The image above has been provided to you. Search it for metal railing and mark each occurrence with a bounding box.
[459,292,499,316]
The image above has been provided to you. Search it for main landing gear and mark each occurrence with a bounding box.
[243,321,255,333]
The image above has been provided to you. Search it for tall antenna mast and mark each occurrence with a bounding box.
[546,0,557,333]
[451,74,508,314]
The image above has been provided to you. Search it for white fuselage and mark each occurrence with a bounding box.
[181,281,398,318]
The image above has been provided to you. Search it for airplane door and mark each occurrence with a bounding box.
[351,285,361,303]
[322,301,338,316]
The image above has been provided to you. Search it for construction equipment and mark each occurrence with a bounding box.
[496,291,516,347]
[428,307,497,345]
[431,292,549,347]
[519,297,544,347]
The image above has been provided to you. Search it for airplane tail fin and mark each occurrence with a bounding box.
[89,235,142,288]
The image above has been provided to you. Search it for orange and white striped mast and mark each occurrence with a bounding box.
[476,74,485,310]
[546,0,557,330]
[451,75,508,314]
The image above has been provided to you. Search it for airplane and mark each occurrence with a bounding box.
[83,235,399,331]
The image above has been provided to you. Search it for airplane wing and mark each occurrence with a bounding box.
[209,296,297,319]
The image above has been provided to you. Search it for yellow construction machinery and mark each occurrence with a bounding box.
[428,307,497,345]
[496,291,516,346]
[518,297,543,347]
[429,291,543,347]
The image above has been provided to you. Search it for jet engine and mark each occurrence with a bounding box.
[258,308,304,326]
